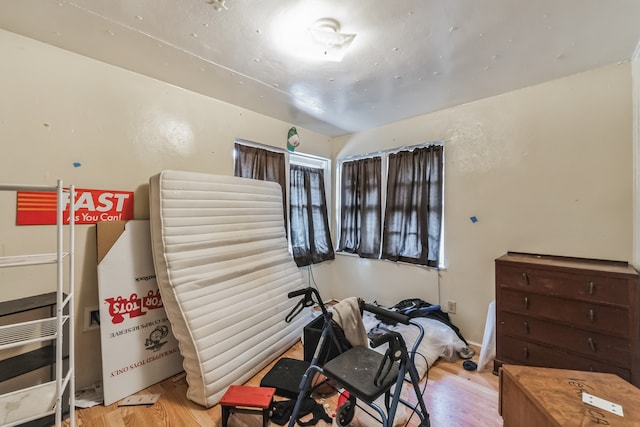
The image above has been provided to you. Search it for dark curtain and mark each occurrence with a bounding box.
[382,146,443,266]
[234,143,287,230]
[289,164,335,267]
[337,157,382,258]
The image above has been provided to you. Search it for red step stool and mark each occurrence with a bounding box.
[219,385,276,427]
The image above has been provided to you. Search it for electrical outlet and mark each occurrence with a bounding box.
[447,300,457,314]
[83,306,100,332]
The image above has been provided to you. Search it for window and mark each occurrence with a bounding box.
[289,164,335,266]
[336,156,382,258]
[337,143,444,267]
[234,140,334,267]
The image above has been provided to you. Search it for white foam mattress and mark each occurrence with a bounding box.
[149,170,310,407]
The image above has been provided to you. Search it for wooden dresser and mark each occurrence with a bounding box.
[494,252,640,387]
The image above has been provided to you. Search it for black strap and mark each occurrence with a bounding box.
[270,397,318,425]
[297,401,332,426]
[270,399,296,425]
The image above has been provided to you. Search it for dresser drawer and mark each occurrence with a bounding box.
[499,335,631,382]
[499,312,630,366]
[499,288,630,338]
[497,264,630,306]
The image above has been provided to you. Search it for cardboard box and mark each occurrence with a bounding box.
[96,220,183,405]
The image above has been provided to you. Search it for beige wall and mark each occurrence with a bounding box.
[332,63,634,346]
[1,27,635,390]
[0,29,332,388]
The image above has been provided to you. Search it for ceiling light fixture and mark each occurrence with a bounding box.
[308,18,356,62]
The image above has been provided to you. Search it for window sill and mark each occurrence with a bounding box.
[334,251,446,271]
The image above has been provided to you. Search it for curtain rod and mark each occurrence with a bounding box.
[234,138,328,162]
[235,138,287,154]
[337,140,444,162]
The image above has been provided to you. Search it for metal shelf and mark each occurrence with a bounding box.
[0,183,57,192]
[0,253,68,268]
[0,381,57,427]
[0,316,69,350]
[0,180,75,427]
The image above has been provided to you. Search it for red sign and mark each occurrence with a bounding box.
[17,188,134,225]
[104,289,164,324]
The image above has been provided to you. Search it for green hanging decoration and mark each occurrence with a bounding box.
[287,127,300,152]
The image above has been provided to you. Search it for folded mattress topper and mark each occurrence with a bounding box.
[149,170,310,407]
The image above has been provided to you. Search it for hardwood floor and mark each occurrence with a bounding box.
[64,342,503,426]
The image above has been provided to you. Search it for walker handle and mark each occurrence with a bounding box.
[369,331,403,348]
[288,288,309,299]
[286,287,328,319]
[363,303,411,325]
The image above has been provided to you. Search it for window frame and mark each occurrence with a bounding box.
[288,151,332,232]
[335,141,446,268]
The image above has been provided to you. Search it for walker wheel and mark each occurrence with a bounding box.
[336,395,356,426]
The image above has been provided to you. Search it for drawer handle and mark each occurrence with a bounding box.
[588,309,595,322]
[524,297,529,309]
[523,321,529,335]
[522,272,530,285]
[522,347,529,359]
[588,281,595,295]
[588,337,596,352]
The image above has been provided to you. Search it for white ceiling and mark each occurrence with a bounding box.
[1,1,640,137]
